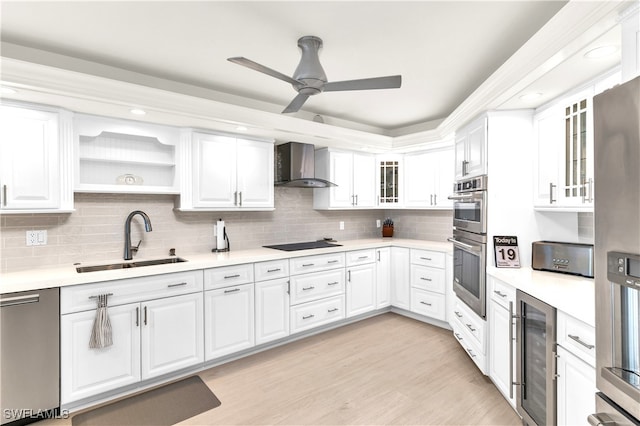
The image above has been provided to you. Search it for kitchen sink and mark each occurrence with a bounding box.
[76,257,187,273]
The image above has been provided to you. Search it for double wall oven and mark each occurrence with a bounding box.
[448,175,487,318]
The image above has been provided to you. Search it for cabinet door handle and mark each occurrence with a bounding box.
[587,178,594,203]
[465,323,476,332]
[347,270,351,282]
[286,280,290,295]
[508,301,514,399]
[224,274,241,279]
[568,334,595,350]
[430,194,433,205]
[267,268,281,273]
[420,301,432,306]
[2,185,6,206]
[377,251,381,262]
[144,306,148,326]
[433,194,437,205]
[355,194,358,205]
[136,306,139,327]
[327,308,339,313]
[493,290,507,298]
[239,191,242,207]
[234,191,238,206]
[168,282,187,288]
[302,286,315,291]
[302,314,315,320]
[224,288,240,294]
[549,182,556,204]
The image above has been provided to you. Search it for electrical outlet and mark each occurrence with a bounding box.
[339,221,345,231]
[26,230,47,246]
[376,219,381,228]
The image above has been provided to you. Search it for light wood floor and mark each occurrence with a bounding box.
[183,313,521,425]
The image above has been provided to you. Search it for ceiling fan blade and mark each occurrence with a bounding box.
[282,93,310,113]
[227,57,301,86]
[323,75,402,92]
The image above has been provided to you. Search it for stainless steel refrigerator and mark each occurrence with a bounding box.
[592,74,640,425]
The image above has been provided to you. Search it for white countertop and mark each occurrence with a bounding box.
[487,266,595,327]
[0,238,452,294]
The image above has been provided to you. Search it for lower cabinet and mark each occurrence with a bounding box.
[409,249,446,321]
[390,247,411,309]
[204,283,255,360]
[346,262,376,317]
[60,292,203,404]
[375,247,391,308]
[488,296,516,407]
[255,277,290,345]
[556,345,596,426]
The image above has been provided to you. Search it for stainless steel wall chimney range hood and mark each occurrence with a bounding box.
[274,142,337,188]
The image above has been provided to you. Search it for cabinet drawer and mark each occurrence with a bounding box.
[557,310,596,367]
[290,269,345,305]
[290,252,345,275]
[453,299,486,348]
[452,320,487,375]
[410,249,445,268]
[345,249,376,266]
[61,270,203,314]
[489,276,516,309]
[410,288,445,321]
[204,263,254,290]
[410,264,445,294]
[290,295,345,334]
[254,259,289,282]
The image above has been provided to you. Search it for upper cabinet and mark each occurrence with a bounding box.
[177,131,274,211]
[313,148,376,209]
[404,146,454,209]
[376,155,403,207]
[454,115,487,180]
[0,103,74,213]
[74,114,180,194]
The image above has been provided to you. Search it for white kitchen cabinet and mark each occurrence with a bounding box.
[404,147,454,208]
[346,262,376,317]
[60,271,204,404]
[180,131,274,210]
[204,283,255,360]
[556,345,596,426]
[409,249,447,321]
[391,247,411,310]
[0,104,73,212]
[487,276,516,406]
[74,113,180,194]
[141,292,204,379]
[313,148,376,209]
[376,155,403,207]
[620,3,640,82]
[255,277,290,345]
[375,247,391,308]
[454,115,487,180]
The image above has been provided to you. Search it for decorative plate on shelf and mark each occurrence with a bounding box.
[116,174,144,185]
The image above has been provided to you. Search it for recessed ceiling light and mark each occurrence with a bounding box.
[236,126,248,131]
[584,45,618,59]
[519,92,543,102]
[130,108,146,116]
[0,87,17,94]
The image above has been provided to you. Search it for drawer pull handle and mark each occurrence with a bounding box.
[420,301,432,306]
[267,268,281,272]
[420,277,432,282]
[302,263,314,267]
[466,323,476,332]
[89,292,114,300]
[420,257,432,261]
[224,288,240,294]
[302,314,315,320]
[224,274,241,279]
[467,348,476,358]
[327,308,339,313]
[168,282,187,288]
[454,311,463,318]
[493,290,507,297]
[568,334,595,350]
[327,281,339,286]
[302,286,315,291]
[357,256,369,259]
[327,260,339,264]
[454,333,463,341]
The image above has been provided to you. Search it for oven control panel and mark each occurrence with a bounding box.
[607,251,640,289]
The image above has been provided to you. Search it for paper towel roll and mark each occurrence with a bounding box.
[216,220,225,250]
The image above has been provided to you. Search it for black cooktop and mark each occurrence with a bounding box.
[263,241,342,251]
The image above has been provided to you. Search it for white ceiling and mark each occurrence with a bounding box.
[0,1,629,142]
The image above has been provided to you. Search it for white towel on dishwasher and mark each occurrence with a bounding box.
[89,294,113,349]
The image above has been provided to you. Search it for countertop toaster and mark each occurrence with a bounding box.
[532,241,594,278]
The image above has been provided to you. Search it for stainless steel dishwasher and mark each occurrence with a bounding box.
[1,288,59,425]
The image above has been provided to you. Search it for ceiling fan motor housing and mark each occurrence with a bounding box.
[293,36,327,95]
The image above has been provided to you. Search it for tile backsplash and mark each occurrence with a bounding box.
[1,188,453,273]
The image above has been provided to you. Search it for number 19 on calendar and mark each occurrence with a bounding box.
[493,236,521,268]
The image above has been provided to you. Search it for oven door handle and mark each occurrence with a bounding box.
[447,194,474,200]
[447,237,480,252]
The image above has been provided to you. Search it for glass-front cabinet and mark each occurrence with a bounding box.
[376,155,403,207]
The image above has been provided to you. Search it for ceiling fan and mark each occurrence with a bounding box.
[227,35,402,114]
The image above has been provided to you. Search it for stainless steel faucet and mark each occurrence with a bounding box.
[124,210,152,260]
